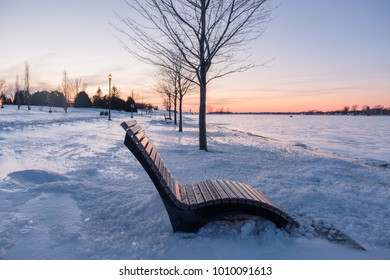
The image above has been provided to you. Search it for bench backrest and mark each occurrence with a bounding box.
[121,121,182,205]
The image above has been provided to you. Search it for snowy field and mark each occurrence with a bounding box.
[0,105,389,260]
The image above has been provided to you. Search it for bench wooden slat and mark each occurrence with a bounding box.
[197,181,215,206]
[129,124,142,135]
[185,185,198,208]
[221,180,242,200]
[146,145,156,162]
[137,135,149,150]
[159,158,175,193]
[133,130,146,142]
[158,157,170,186]
[174,181,182,202]
[130,129,147,149]
[155,157,178,200]
[192,184,206,207]
[154,153,164,181]
[233,181,265,203]
[146,149,160,179]
[239,182,273,205]
[121,120,137,130]
[169,174,178,197]
[216,180,238,203]
[221,180,248,203]
[157,157,167,186]
[227,180,254,204]
[209,180,230,203]
[203,180,222,204]
[179,183,188,204]
[146,146,157,164]
[144,140,153,156]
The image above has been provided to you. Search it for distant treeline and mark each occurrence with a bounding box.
[301,105,390,116]
[208,105,390,116]
[90,86,155,112]
[1,88,157,112]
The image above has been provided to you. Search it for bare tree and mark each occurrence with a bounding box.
[24,61,31,110]
[155,51,193,126]
[0,77,5,108]
[111,85,121,98]
[15,74,22,109]
[82,82,88,92]
[15,74,20,93]
[155,77,174,118]
[115,0,271,151]
[160,66,179,124]
[0,77,5,93]
[3,82,15,105]
[73,78,82,102]
[59,69,71,113]
[170,57,194,132]
[11,75,18,105]
[351,104,359,115]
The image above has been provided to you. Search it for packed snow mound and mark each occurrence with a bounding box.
[7,170,69,185]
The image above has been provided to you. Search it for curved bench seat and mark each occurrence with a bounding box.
[121,120,299,232]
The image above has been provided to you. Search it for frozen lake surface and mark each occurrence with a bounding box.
[203,114,390,163]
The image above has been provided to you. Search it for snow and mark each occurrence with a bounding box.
[204,114,390,163]
[0,105,389,259]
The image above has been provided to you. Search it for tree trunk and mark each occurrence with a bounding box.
[198,0,208,151]
[179,95,183,132]
[168,94,171,119]
[199,70,207,151]
[174,92,177,125]
[27,94,31,110]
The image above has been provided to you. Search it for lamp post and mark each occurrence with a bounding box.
[108,74,112,121]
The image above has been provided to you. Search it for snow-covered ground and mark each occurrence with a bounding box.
[0,105,389,259]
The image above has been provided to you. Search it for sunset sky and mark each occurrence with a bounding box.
[1,0,389,112]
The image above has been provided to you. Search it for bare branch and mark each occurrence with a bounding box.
[114,0,272,150]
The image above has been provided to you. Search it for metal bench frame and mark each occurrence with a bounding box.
[121,120,299,232]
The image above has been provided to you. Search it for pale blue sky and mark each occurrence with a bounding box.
[1,0,389,111]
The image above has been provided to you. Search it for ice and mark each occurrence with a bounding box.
[0,105,389,259]
[203,114,390,162]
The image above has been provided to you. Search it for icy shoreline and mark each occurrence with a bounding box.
[0,106,389,259]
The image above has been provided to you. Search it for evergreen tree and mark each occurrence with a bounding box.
[92,87,103,108]
[125,96,137,112]
[74,91,92,108]
[31,91,49,106]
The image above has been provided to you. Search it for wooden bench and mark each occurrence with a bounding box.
[121,120,299,232]
[163,114,172,123]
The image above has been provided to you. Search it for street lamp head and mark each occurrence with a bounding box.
[108,74,112,80]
